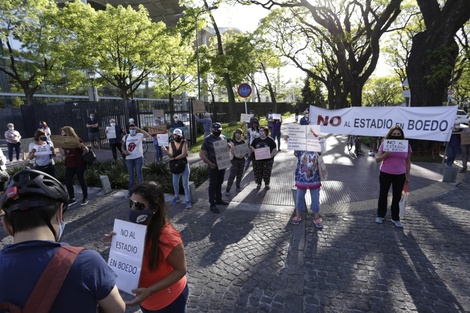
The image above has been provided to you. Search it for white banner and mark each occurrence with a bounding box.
[308,106,458,142]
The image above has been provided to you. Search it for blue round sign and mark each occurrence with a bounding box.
[237,83,252,98]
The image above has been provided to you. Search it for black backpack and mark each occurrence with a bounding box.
[82,147,97,168]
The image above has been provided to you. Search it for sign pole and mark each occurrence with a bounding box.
[237,83,252,115]
[244,100,247,114]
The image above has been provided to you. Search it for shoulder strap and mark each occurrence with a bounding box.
[23,246,84,313]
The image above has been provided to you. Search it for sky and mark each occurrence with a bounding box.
[211,3,271,32]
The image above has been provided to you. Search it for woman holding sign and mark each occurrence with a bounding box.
[225,128,247,195]
[250,126,277,189]
[375,126,412,228]
[124,181,188,312]
[27,130,56,177]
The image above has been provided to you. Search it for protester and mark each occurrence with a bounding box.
[250,126,277,189]
[266,109,273,133]
[38,120,52,141]
[150,117,166,163]
[162,129,192,209]
[59,126,89,206]
[375,125,412,228]
[445,123,461,167]
[294,106,300,122]
[104,181,188,312]
[299,109,310,125]
[291,150,323,228]
[460,127,470,173]
[4,123,21,163]
[27,130,56,177]
[195,112,212,138]
[86,113,100,149]
[0,169,125,312]
[105,118,124,160]
[199,122,230,214]
[171,114,185,129]
[271,118,282,151]
[122,123,150,198]
[225,128,246,195]
[126,117,135,134]
[244,119,260,171]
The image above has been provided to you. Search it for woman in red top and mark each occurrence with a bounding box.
[59,126,89,206]
[126,181,188,313]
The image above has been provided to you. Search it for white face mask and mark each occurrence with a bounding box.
[130,129,136,136]
[90,115,94,119]
[8,126,14,131]
[110,123,116,126]
[259,131,266,137]
[56,217,66,241]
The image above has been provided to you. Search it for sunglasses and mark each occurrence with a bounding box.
[129,199,146,210]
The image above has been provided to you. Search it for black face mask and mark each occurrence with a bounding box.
[389,135,402,139]
[212,131,221,137]
[174,136,182,143]
[128,208,153,225]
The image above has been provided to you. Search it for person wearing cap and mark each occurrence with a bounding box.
[150,117,167,163]
[126,118,135,134]
[199,122,230,213]
[171,114,184,129]
[0,148,8,192]
[195,112,212,138]
[0,169,125,312]
[105,118,125,161]
[162,129,192,209]
[4,123,21,163]
[122,123,150,198]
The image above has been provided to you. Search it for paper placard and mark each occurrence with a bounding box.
[233,143,250,157]
[286,124,324,152]
[148,126,167,135]
[108,219,146,295]
[106,126,116,139]
[383,139,409,152]
[272,113,281,120]
[153,109,164,118]
[214,139,231,170]
[240,113,253,123]
[51,135,80,149]
[254,146,271,160]
[461,132,470,145]
[193,100,206,114]
[157,134,168,146]
[31,144,52,156]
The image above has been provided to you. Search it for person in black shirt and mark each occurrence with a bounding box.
[225,128,246,195]
[250,126,277,189]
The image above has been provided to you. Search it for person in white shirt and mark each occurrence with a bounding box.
[122,123,150,197]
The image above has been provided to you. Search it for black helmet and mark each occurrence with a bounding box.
[0,169,69,213]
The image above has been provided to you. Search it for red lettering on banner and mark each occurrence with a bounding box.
[317,115,341,126]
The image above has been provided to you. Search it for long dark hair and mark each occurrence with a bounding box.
[131,181,168,271]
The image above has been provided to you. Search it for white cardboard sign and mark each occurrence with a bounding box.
[287,124,324,152]
[240,113,254,123]
[214,139,231,169]
[383,139,409,152]
[157,134,169,146]
[254,146,271,160]
[31,144,52,156]
[108,219,147,295]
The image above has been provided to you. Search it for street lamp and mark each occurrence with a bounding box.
[195,6,217,100]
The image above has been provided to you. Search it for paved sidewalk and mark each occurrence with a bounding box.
[1,118,469,312]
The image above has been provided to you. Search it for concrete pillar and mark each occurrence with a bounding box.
[100,175,112,194]
[189,181,198,204]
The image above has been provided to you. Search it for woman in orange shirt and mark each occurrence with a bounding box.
[125,181,188,312]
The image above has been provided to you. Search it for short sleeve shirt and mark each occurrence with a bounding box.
[378,142,412,175]
[0,241,117,313]
[201,134,227,164]
[124,133,144,160]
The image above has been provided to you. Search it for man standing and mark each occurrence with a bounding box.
[299,109,310,125]
[195,112,212,138]
[86,113,100,149]
[105,118,124,160]
[0,169,125,312]
[199,122,230,214]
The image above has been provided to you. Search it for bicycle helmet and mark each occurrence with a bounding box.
[0,169,69,213]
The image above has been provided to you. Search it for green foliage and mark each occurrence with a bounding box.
[363,76,403,107]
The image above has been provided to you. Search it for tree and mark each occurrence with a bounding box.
[0,0,63,105]
[362,76,403,107]
[407,0,470,107]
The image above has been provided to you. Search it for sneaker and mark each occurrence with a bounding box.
[210,205,220,214]
[391,220,403,228]
[292,215,301,225]
[185,201,192,209]
[224,191,230,197]
[216,200,229,205]
[80,199,89,206]
[265,185,270,190]
[68,199,77,206]
[313,217,323,229]
[375,217,384,224]
[170,197,181,205]
[459,168,467,173]
[236,187,242,192]
[256,184,261,189]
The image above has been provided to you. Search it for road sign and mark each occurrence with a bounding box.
[237,83,252,98]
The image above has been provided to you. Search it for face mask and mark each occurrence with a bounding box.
[128,208,153,225]
[8,127,14,131]
[39,123,44,128]
[110,123,115,126]
[174,118,179,122]
[129,129,136,136]
[56,218,66,241]
[235,133,241,139]
[390,135,401,139]
[259,131,266,137]
[40,136,47,141]
[174,136,182,143]
[90,115,94,119]
[212,130,221,137]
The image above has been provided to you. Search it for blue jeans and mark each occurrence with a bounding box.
[208,167,226,205]
[140,283,189,313]
[126,156,144,194]
[173,164,191,202]
[296,188,320,213]
[154,140,163,162]
[272,129,281,149]
[446,144,460,166]
[7,142,21,161]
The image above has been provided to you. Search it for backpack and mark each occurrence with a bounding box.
[0,246,84,313]
[82,147,97,168]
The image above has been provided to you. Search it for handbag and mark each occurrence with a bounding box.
[82,148,97,168]
[169,158,187,174]
[399,183,408,217]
